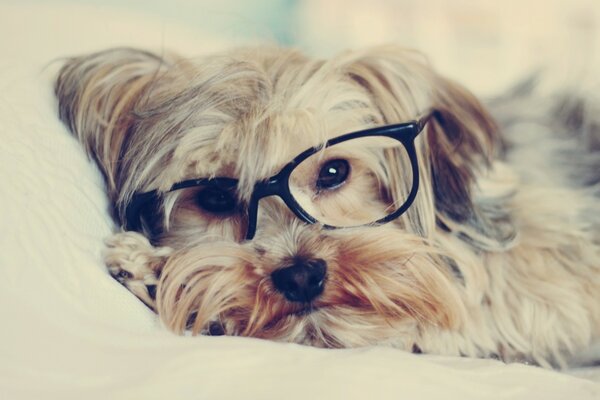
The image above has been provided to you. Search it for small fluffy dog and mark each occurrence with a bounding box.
[55,45,600,368]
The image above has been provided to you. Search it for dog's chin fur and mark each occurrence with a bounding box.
[55,45,600,369]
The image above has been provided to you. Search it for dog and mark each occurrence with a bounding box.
[54,45,600,368]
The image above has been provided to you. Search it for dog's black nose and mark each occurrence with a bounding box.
[271,258,327,303]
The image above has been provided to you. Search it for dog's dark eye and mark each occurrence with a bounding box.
[316,159,350,191]
[196,186,237,214]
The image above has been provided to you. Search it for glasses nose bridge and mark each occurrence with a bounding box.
[245,173,290,241]
[253,174,286,200]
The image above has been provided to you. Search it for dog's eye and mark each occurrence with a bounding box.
[196,187,238,214]
[316,159,350,191]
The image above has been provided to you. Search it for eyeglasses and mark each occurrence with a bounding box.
[125,114,432,240]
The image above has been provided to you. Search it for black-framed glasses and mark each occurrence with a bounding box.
[125,114,432,240]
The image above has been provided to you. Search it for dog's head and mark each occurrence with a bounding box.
[55,46,514,349]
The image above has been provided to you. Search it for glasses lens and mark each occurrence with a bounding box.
[169,180,249,242]
[288,136,414,228]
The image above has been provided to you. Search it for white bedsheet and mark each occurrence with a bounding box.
[1,2,598,399]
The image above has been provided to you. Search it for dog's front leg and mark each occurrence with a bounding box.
[104,231,172,310]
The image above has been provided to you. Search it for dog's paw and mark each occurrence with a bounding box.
[104,231,172,309]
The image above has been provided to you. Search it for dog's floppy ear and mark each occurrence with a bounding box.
[55,48,171,202]
[345,46,515,249]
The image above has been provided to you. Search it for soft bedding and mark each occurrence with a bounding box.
[1,2,599,399]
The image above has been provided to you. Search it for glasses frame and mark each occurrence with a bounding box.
[125,114,432,240]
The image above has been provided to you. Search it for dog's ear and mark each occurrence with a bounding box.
[55,48,171,202]
[344,46,516,249]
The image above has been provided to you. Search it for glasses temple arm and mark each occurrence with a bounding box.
[416,110,437,133]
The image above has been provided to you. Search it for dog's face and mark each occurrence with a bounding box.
[56,46,509,349]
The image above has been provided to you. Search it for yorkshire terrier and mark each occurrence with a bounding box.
[54,46,600,368]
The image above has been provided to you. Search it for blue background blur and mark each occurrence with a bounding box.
[3,0,600,95]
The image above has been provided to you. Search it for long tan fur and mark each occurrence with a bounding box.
[55,45,600,368]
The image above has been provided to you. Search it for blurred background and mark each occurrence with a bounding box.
[3,0,600,95]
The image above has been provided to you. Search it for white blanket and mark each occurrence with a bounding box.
[1,2,598,399]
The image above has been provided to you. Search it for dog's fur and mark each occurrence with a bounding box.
[55,46,600,368]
